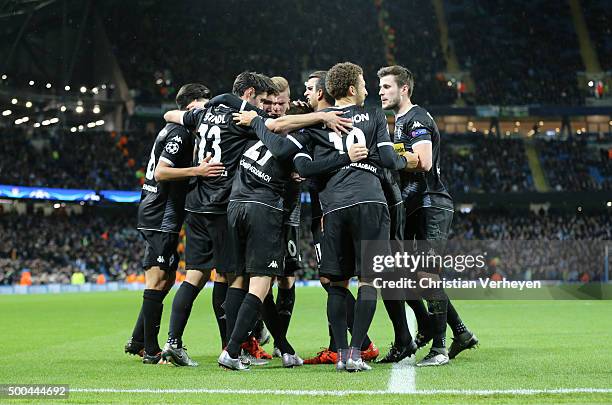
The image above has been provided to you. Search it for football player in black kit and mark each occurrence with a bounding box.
[124,83,225,365]
[378,65,478,366]
[300,70,380,365]
[159,72,276,366]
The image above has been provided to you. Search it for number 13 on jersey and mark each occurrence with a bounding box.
[197,124,222,163]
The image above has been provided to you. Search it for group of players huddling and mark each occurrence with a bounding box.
[124,62,478,372]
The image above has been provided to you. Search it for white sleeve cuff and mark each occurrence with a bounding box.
[293,153,312,161]
[287,135,303,149]
[159,157,175,167]
[411,140,432,148]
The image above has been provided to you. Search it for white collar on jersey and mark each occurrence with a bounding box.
[331,104,356,109]
[395,104,418,119]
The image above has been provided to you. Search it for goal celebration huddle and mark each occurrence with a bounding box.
[125,62,478,372]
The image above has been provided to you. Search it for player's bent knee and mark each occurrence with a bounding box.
[185,269,209,289]
[145,266,167,290]
[249,275,272,301]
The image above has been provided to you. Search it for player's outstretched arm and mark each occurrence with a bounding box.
[293,144,367,178]
[207,93,269,117]
[163,110,186,125]
[266,111,352,135]
[154,156,225,181]
[234,111,302,159]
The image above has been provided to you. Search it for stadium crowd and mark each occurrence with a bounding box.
[98,0,612,106]
[0,128,143,190]
[445,0,584,105]
[442,134,534,193]
[537,138,612,191]
[2,127,610,194]
[1,209,609,286]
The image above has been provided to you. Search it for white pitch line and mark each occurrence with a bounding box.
[70,388,612,396]
[387,308,418,393]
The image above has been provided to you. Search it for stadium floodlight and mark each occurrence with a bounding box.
[75,106,84,113]
[42,120,50,126]
[70,127,77,133]
[101,84,107,89]
[65,85,71,91]
[2,110,11,116]
[25,101,33,108]
[60,106,67,112]
[11,98,17,104]
[87,122,96,128]
[78,125,84,131]
[92,87,99,94]
[1,74,6,80]
[588,81,594,87]
[29,80,34,86]
[93,105,101,114]
[21,117,29,122]
[80,86,87,93]
[33,122,40,128]
[607,202,611,207]
[95,120,104,126]
[46,83,52,89]
[14,118,22,125]
[49,118,59,124]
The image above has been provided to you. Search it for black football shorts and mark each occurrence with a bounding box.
[319,202,390,281]
[227,201,285,277]
[140,230,180,272]
[184,211,232,273]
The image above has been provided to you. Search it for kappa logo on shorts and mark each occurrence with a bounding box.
[268,260,279,268]
[157,256,165,263]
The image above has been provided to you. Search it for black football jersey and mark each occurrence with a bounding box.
[394,105,453,215]
[293,105,406,216]
[229,138,293,210]
[181,105,256,214]
[137,123,194,232]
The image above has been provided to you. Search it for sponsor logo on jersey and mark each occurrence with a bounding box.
[268,260,279,268]
[157,256,165,263]
[165,142,180,154]
[240,159,272,182]
[411,121,424,129]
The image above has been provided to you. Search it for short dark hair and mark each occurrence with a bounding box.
[377,65,414,97]
[232,71,275,97]
[309,70,334,105]
[175,83,211,110]
[325,62,363,100]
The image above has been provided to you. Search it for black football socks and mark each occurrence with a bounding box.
[167,281,201,347]
[212,281,228,348]
[143,289,166,354]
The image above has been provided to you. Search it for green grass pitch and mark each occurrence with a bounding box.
[1,288,611,404]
